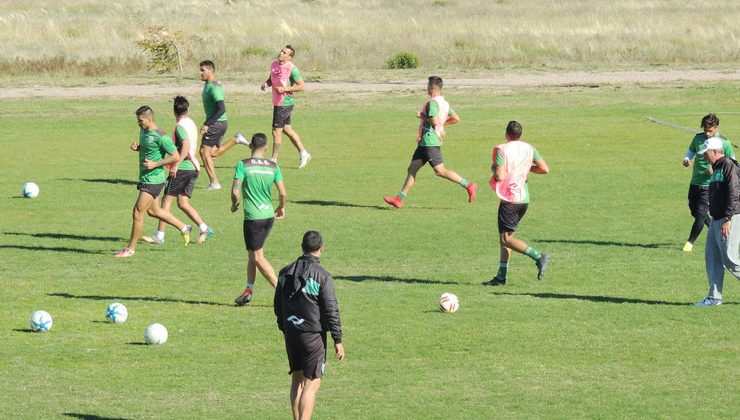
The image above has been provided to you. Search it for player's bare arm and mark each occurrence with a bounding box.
[230,179,242,212]
[445,114,460,125]
[530,159,550,174]
[143,150,180,170]
[275,180,287,219]
[130,142,140,151]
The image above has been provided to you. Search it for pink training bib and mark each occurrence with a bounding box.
[170,116,200,171]
[270,60,294,106]
[491,140,534,202]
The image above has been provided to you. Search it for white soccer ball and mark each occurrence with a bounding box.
[30,310,53,332]
[439,293,460,313]
[144,323,168,345]
[105,302,128,324]
[22,182,40,198]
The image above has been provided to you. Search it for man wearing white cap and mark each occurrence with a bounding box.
[695,136,740,306]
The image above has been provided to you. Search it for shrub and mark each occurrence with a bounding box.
[385,52,420,69]
[136,25,184,76]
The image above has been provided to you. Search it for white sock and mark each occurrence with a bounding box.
[199,223,208,233]
[155,231,165,240]
[300,150,309,156]
[180,225,189,233]
[246,282,255,291]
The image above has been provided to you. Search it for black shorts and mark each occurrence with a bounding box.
[272,105,294,129]
[137,182,165,199]
[411,146,444,167]
[164,170,198,198]
[284,330,327,379]
[498,202,529,233]
[201,120,228,148]
[243,218,275,251]
[688,184,710,218]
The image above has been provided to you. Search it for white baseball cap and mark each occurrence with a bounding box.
[698,137,723,154]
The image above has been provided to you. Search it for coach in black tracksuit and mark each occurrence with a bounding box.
[695,137,740,307]
[274,230,344,419]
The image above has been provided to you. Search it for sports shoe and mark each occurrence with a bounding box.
[235,132,250,146]
[536,254,551,280]
[298,151,312,169]
[206,184,222,190]
[383,196,403,208]
[114,248,135,258]
[693,297,722,307]
[181,225,192,247]
[466,182,478,203]
[270,158,278,163]
[682,241,693,252]
[234,288,253,306]
[141,234,164,245]
[481,276,506,286]
[197,227,214,244]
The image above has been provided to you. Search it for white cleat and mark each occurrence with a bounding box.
[206,184,222,190]
[235,132,250,146]
[298,151,311,169]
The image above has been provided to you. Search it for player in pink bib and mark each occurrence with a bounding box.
[261,45,311,168]
[383,76,477,208]
[483,121,551,286]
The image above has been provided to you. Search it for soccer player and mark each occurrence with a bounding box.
[383,76,477,208]
[141,96,217,246]
[115,106,191,258]
[694,137,740,307]
[274,231,344,420]
[482,121,550,285]
[199,60,250,190]
[232,133,287,305]
[681,113,735,252]
[261,45,311,168]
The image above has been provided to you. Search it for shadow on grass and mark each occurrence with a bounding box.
[4,232,121,242]
[291,199,388,210]
[0,245,104,254]
[335,275,460,285]
[61,178,137,186]
[488,291,723,306]
[49,292,232,307]
[127,342,149,346]
[534,238,672,249]
[13,328,36,333]
[63,413,129,420]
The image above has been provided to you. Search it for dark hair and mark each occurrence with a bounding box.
[506,121,522,139]
[701,113,719,130]
[199,60,215,71]
[250,133,268,149]
[135,105,153,117]
[284,45,295,57]
[302,231,323,253]
[173,96,189,116]
[428,76,443,90]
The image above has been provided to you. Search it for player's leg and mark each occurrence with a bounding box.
[272,127,284,161]
[125,190,155,251]
[697,220,725,306]
[251,248,278,287]
[200,144,220,188]
[429,147,477,202]
[298,377,322,420]
[290,371,305,420]
[142,194,174,245]
[174,171,212,244]
[285,125,311,168]
[236,219,276,305]
[685,185,709,251]
[296,332,326,420]
[148,195,191,246]
[383,158,423,208]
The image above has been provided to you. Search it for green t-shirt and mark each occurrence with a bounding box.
[234,158,283,220]
[281,66,302,107]
[418,99,456,147]
[174,126,195,171]
[495,145,543,204]
[202,81,228,122]
[139,128,176,184]
[688,134,735,186]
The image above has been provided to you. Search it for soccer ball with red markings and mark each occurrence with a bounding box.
[439,293,459,313]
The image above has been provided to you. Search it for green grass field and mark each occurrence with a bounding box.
[1,82,739,418]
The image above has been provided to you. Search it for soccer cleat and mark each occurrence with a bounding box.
[536,254,551,280]
[481,276,506,286]
[235,132,250,146]
[197,227,214,244]
[682,241,694,252]
[205,184,222,190]
[182,225,192,247]
[383,196,403,208]
[693,297,722,307]
[114,248,135,258]
[141,235,164,245]
[466,182,478,203]
[270,158,278,163]
[234,288,253,306]
[298,151,312,169]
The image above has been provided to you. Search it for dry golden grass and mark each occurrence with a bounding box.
[1,0,737,76]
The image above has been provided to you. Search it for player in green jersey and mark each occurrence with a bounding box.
[681,114,735,252]
[115,106,192,258]
[198,60,250,190]
[383,76,477,208]
[231,133,287,305]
